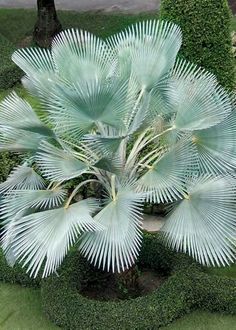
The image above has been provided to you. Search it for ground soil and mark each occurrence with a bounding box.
[81,268,166,301]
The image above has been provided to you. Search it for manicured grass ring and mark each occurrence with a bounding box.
[41,233,236,330]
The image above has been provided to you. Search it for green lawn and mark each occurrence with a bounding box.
[0,282,236,330]
[0,8,235,47]
[161,311,236,330]
[206,263,236,279]
[0,283,58,330]
[0,8,156,46]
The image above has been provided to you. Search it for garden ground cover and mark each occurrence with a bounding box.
[0,283,58,330]
[0,8,235,46]
[0,282,236,330]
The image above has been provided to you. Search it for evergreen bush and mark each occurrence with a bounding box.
[160,0,235,90]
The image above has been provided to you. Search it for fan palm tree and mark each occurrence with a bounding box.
[0,20,236,278]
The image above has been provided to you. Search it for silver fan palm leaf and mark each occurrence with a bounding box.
[0,165,45,193]
[2,199,102,277]
[162,176,236,266]
[79,180,144,272]
[168,59,232,130]
[0,187,67,221]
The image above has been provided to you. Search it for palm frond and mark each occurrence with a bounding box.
[79,181,144,272]
[2,199,102,277]
[170,59,232,130]
[137,139,197,203]
[192,110,236,174]
[12,46,62,104]
[36,141,88,181]
[45,75,135,141]
[83,134,125,156]
[0,125,49,152]
[0,165,45,194]
[162,175,236,266]
[12,47,55,76]
[108,20,182,89]
[0,92,54,137]
[93,157,122,175]
[52,28,114,84]
[0,187,67,221]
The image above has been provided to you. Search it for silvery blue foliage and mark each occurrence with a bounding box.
[0,20,235,277]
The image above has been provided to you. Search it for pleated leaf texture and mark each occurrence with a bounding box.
[0,19,235,277]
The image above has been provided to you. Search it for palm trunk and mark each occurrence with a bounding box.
[33,0,62,48]
[115,265,139,298]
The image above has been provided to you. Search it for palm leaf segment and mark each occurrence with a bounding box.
[138,139,197,203]
[192,110,236,174]
[2,199,102,277]
[0,188,67,221]
[0,165,45,193]
[162,176,236,266]
[169,59,232,130]
[79,180,144,273]
[36,141,89,181]
[0,19,235,277]
[0,93,54,152]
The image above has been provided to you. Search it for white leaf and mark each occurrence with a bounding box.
[162,176,236,266]
[79,182,144,273]
[0,165,45,194]
[2,199,102,278]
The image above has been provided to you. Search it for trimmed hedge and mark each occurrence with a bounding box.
[160,0,235,90]
[0,34,22,90]
[194,272,236,314]
[41,233,236,330]
[0,249,40,287]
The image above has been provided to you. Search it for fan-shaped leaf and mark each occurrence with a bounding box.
[138,140,197,203]
[0,188,67,221]
[46,77,132,140]
[0,126,48,152]
[52,28,114,84]
[108,20,182,89]
[2,199,102,277]
[12,47,55,76]
[83,134,125,156]
[0,92,54,137]
[36,141,88,181]
[169,59,232,130]
[79,182,144,272]
[162,176,236,266]
[138,139,197,203]
[0,165,45,194]
[192,110,236,174]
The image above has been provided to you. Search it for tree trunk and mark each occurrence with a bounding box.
[33,0,62,48]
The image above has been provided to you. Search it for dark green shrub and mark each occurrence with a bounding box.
[0,152,21,183]
[0,34,22,90]
[195,272,236,314]
[42,233,234,330]
[0,250,40,287]
[41,239,197,330]
[160,0,235,90]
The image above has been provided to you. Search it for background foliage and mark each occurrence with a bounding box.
[160,0,235,90]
